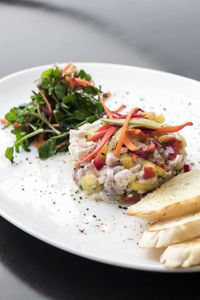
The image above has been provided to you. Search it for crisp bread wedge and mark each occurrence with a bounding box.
[160,238,200,269]
[139,211,200,248]
[127,170,200,221]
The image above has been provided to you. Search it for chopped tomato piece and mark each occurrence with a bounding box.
[13,123,21,129]
[165,137,182,160]
[143,167,156,179]
[93,157,105,170]
[141,144,156,153]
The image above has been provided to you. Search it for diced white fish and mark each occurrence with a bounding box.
[114,169,136,190]
[106,152,120,167]
[168,154,183,168]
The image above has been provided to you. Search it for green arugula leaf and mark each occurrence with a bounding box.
[2,64,106,163]
[38,139,57,160]
[54,84,67,100]
[5,147,14,163]
[77,69,91,81]
[5,107,24,123]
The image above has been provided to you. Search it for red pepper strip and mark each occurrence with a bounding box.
[155,122,193,133]
[96,124,112,132]
[89,130,108,142]
[75,126,118,166]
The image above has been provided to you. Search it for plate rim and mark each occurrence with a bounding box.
[1,62,200,273]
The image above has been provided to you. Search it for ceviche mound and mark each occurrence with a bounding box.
[69,104,193,204]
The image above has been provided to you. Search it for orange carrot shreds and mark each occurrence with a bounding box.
[56,140,67,149]
[52,124,60,128]
[65,77,76,90]
[127,128,141,135]
[64,67,77,75]
[111,104,125,114]
[123,134,138,152]
[63,62,73,73]
[132,153,137,161]
[34,137,39,149]
[39,90,52,121]
[0,119,8,124]
[100,96,113,119]
[155,122,193,133]
[114,107,138,157]
[34,133,45,149]
[101,91,111,102]
[75,78,93,87]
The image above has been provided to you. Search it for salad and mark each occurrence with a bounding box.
[0,63,107,163]
[69,104,193,204]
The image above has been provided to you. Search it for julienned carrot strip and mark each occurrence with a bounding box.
[56,140,67,149]
[127,128,141,135]
[34,137,39,149]
[34,133,45,149]
[66,77,76,89]
[39,90,52,121]
[107,91,111,98]
[115,107,138,157]
[52,124,60,128]
[0,119,8,124]
[75,126,118,166]
[100,96,113,119]
[65,77,92,89]
[75,78,92,87]
[64,67,77,75]
[111,105,125,114]
[132,153,137,161]
[155,122,193,133]
[63,62,73,73]
[101,92,111,102]
[123,134,138,151]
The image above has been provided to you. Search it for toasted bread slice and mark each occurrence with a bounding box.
[160,238,200,269]
[139,211,200,248]
[127,170,200,221]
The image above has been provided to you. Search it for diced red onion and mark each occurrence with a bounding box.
[73,167,79,184]
[184,164,190,173]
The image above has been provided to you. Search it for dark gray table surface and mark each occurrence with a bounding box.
[1,1,200,299]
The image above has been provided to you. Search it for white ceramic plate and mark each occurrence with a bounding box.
[0,63,200,272]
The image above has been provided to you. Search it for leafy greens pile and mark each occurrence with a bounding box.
[3,63,107,163]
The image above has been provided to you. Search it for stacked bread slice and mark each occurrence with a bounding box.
[127,170,200,269]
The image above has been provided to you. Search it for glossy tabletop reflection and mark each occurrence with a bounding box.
[1,0,200,299]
